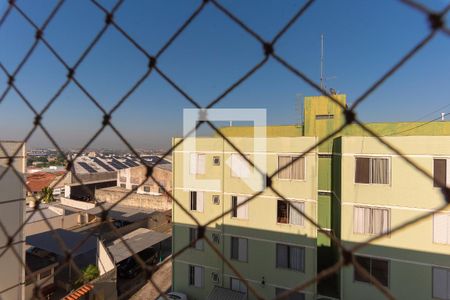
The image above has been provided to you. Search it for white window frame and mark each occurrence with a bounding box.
[354,156,391,185]
[277,155,306,181]
[189,227,204,250]
[353,206,390,235]
[230,277,247,294]
[275,243,305,272]
[276,200,305,226]
[231,195,248,220]
[433,213,450,245]
[190,191,204,212]
[189,265,204,288]
[230,236,248,262]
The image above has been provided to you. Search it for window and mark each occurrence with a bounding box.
[433,213,450,244]
[213,156,220,166]
[190,153,206,175]
[120,184,126,188]
[276,244,305,272]
[231,237,247,262]
[354,256,389,287]
[143,186,150,193]
[230,278,247,294]
[231,196,248,219]
[190,191,204,212]
[188,265,204,288]
[131,185,138,190]
[277,200,305,225]
[315,114,334,120]
[189,228,204,250]
[230,154,251,178]
[275,288,305,300]
[355,157,389,184]
[353,206,390,235]
[433,267,450,299]
[39,269,52,280]
[434,159,449,187]
[277,156,305,180]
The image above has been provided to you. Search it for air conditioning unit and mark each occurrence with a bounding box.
[212,233,220,244]
[211,272,220,283]
[212,195,220,205]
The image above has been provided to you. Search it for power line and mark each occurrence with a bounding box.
[383,112,450,136]
[413,102,450,122]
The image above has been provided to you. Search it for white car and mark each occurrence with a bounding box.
[157,292,188,300]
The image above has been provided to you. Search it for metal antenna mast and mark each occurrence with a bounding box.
[320,33,324,91]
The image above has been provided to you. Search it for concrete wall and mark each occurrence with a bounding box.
[340,136,450,300]
[117,165,172,195]
[96,187,172,211]
[0,141,25,300]
[172,137,318,300]
[24,213,80,236]
[61,197,96,210]
[97,240,115,276]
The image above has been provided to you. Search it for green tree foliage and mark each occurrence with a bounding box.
[41,187,54,203]
[75,264,99,286]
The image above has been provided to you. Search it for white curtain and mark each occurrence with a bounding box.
[276,244,288,268]
[289,246,304,271]
[194,266,203,287]
[290,202,305,226]
[278,156,291,179]
[231,278,240,291]
[197,154,205,174]
[433,213,448,244]
[432,268,448,299]
[372,209,385,234]
[237,196,248,219]
[353,207,364,234]
[291,157,305,180]
[238,238,247,262]
[372,158,389,184]
[196,191,204,212]
[190,153,197,175]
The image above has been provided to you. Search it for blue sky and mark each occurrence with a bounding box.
[0,0,449,150]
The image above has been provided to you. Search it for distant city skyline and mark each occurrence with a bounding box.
[1,0,449,150]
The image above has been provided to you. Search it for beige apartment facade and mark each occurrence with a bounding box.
[172,137,318,300]
[339,136,450,300]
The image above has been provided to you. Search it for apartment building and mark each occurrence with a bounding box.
[0,141,26,300]
[339,136,450,300]
[172,94,450,299]
[172,137,318,299]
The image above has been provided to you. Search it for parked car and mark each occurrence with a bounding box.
[157,292,188,300]
[117,247,159,278]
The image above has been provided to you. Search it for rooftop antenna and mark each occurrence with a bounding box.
[319,33,337,93]
[320,33,324,91]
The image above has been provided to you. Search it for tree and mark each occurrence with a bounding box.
[75,264,99,286]
[41,187,54,203]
